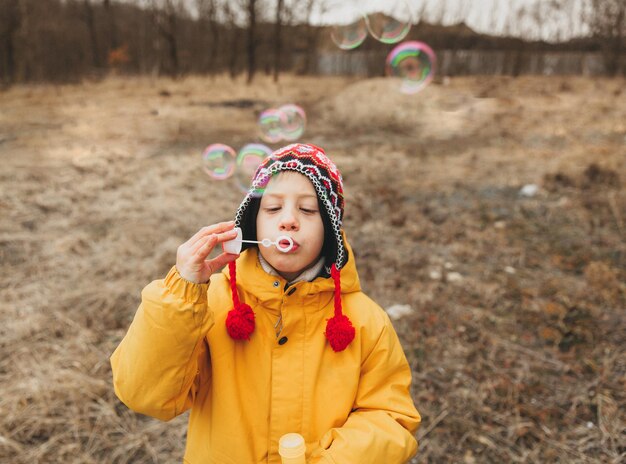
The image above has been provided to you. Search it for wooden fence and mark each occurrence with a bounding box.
[313,50,626,77]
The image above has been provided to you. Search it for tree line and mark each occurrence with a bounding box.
[0,0,623,86]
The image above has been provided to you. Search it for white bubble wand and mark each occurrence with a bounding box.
[223,227,294,254]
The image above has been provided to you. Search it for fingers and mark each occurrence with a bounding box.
[191,234,217,262]
[177,222,240,282]
[205,251,239,273]
[188,220,236,248]
[190,228,239,256]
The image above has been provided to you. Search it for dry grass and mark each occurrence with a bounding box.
[1,73,624,463]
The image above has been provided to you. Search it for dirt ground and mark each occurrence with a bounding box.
[0,73,624,463]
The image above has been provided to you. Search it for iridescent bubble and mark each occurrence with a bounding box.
[364,0,412,44]
[328,1,367,50]
[202,143,236,180]
[386,41,436,94]
[258,108,287,144]
[278,104,306,141]
[331,19,368,50]
[234,143,272,192]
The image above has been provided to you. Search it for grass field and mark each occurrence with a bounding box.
[0,73,624,463]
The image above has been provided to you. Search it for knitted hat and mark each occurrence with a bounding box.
[225,143,355,352]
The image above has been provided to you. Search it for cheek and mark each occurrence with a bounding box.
[256,213,272,236]
[312,219,325,250]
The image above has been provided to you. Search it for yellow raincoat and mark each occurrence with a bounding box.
[111,236,420,463]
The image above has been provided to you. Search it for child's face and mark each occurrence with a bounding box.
[256,171,325,281]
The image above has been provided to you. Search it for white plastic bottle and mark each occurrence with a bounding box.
[278,433,306,464]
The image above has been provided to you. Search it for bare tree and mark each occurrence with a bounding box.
[244,0,257,83]
[81,0,101,69]
[586,0,625,75]
[540,0,576,43]
[103,0,119,50]
[219,1,242,79]
[15,0,33,81]
[150,0,185,77]
[0,0,21,84]
[273,0,284,82]
[301,0,326,75]
[196,0,219,73]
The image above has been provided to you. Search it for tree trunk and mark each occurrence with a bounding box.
[83,0,101,69]
[609,6,624,76]
[273,0,283,82]
[222,3,239,79]
[16,0,33,81]
[103,0,118,50]
[229,29,239,79]
[209,21,219,73]
[152,3,179,77]
[246,0,257,84]
[208,1,219,73]
[166,12,179,76]
[1,0,20,84]
[589,0,626,76]
[302,0,318,75]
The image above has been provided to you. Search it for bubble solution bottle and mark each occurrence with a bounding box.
[278,433,306,464]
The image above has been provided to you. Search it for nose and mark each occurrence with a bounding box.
[278,208,299,231]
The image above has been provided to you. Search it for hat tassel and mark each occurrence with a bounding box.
[325,263,355,352]
[225,261,255,340]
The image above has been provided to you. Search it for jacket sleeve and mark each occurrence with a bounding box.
[110,265,214,421]
[313,316,421,464]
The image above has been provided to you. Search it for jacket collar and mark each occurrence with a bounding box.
[257,252,326,286]
[222,230,361,312]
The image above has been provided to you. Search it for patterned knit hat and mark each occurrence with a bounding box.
[225,143,355,352]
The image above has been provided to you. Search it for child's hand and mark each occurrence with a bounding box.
[176,221,239,284]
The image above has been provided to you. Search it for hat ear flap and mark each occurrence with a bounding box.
[225,261,255,340]
[238,197,261,252]
[325,264,355,352]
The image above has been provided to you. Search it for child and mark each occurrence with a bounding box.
[111,143,421,463]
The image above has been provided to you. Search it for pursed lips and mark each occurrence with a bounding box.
[279,238,299,251]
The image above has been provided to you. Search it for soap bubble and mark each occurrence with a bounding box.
[386,41,436,94]
[278,104,306,141]
[202,144,236,180]
[258,104,307,143]
[259,108,287,144]
[331,19,368,50]
[234,143,272,192]
[364,0,412,44]
[328,1,367,50]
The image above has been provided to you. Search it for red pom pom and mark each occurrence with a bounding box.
[325,314,355,352]
[225,303,255,340]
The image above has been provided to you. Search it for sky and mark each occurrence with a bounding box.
[310,0,590,41]
[148,0,591,42]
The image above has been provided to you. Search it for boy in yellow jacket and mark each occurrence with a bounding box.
[111,143,421,463]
